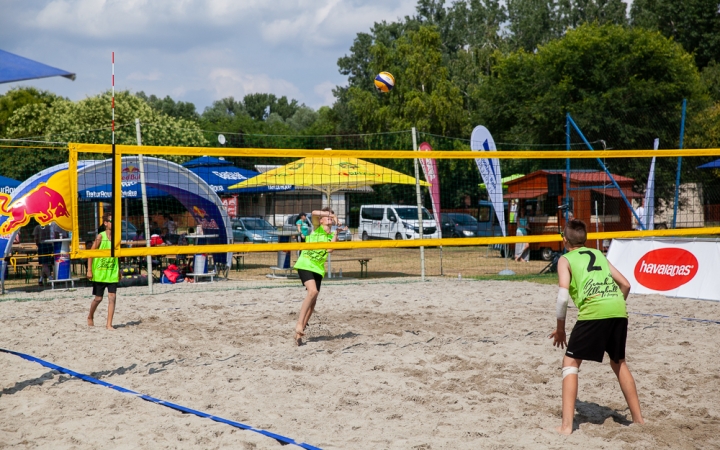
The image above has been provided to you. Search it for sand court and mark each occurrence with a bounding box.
[1,278,719,449]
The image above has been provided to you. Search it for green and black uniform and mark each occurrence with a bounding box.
[294,226,333,290]
[564,247,628,363]
[92,231,119,295]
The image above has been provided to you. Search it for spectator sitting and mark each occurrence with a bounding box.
[164,215,178,244]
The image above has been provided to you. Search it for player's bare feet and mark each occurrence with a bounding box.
[87,318,94,326]
[106,325,116,331]
[555,425,572,435]
[294,327,305,346]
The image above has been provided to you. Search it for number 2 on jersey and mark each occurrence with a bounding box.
[579,250,602,272]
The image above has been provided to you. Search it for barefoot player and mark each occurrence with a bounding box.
[550,219,644,434]
[87,213,121,330]
[293,207,347,346]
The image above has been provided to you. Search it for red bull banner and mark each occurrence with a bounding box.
[418,142,441,225]
[0,171,72,235]
[607,238,720,301]
[0,170,73,261]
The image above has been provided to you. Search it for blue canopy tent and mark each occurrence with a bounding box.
[0,49,76,84]
[697,159,720,169]
[181,156,293,194]
[0,175,21,195]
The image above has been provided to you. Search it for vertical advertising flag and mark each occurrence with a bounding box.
[418,142,441,225]
[643,139,658,230]
[471,126,506,236]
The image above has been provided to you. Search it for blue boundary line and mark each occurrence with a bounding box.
[629,311,720,324]
[0,348,322,450]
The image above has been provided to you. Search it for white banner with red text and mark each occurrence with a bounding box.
[607,238,720,301]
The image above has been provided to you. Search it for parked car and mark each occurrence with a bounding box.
[440,213,484,238]
[332,225,352,242]
[231,217,279,243]
[358,205,440,240]
[283,213,313,235]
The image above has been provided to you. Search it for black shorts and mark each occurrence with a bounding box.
[566,317,628,363]
[92,282,118,296]
[297,269,323,291]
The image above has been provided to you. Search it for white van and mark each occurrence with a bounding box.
[358,205,440,240]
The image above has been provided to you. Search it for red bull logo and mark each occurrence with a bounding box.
[192,206,208,218]
[122,165,141,182]
[0,183,70,234]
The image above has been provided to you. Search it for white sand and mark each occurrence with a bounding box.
[1,278,719,449]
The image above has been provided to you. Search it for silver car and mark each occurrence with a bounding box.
[232,217,279,243]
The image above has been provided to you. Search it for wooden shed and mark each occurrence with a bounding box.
[505,170,642,258]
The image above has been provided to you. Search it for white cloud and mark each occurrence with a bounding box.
[207,68,301,101]
[313,81,337,106]
[127,70,163,81]
[1,0,419,110]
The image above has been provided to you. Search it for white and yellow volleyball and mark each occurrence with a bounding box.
[374,71,395,93]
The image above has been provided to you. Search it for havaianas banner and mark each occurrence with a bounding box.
[471,126,506,236]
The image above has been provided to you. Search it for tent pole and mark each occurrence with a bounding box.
[412,127,425,281]
[136,119,153,294]
[326,186,334,278]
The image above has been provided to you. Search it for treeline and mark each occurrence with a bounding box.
[1,0,720,203]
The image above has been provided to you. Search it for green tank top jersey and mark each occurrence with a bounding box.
[293,226,334,276]
[563,247,627,321]
[92,231,119,283]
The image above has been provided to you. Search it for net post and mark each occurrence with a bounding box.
[68,143,80,259]
[672,98,687,229]
[412,127,425,281]
[136,119,153,293]
[112,144,122,256]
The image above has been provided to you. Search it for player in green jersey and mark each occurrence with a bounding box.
[293,207,347,346]
[87,213,121,330]
[550,219,644,434]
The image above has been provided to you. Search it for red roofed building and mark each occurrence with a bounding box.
[506,170,642,258]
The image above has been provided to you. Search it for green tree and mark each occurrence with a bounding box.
[342,25,467,136]
[507,0,562,51]
[135,91,199,121]
[242,93,300,121]
[630,0,720,68]
[2,90,207,179]
[701,61,720,103]
[475,23,707,202]
[0,87,62,137]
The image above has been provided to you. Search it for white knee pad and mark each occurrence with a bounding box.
[562,367,579,379]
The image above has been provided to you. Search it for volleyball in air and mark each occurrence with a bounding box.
[374,71,395,93]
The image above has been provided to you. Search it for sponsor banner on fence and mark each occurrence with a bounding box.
[418,142,441,226]
[470,125,506,236]
[607,238,720,301]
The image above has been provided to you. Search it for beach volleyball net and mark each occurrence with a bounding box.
[63,141,720,278]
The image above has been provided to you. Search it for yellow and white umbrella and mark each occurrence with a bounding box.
[229,157,429,202]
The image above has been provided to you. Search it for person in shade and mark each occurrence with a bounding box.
[292,207,347,346]
[87,213,121,330]
[296,212,310,242]
[550,219,644,434]
[33,223,53,285]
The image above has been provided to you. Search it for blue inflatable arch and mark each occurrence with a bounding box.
[1,156,232,264]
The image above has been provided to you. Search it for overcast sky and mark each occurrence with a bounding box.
[0,0,417,112]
